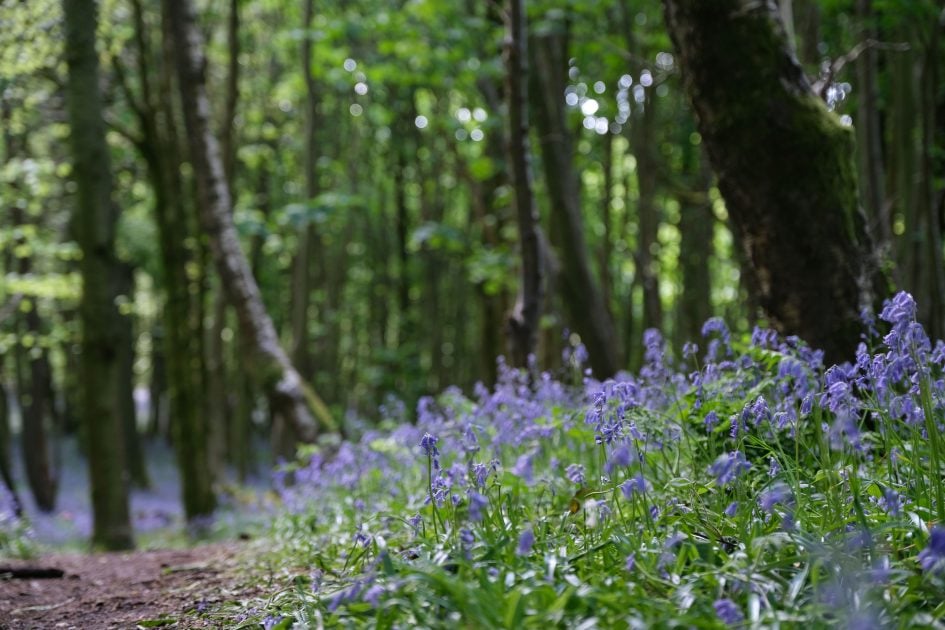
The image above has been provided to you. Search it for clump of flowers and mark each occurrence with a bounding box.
[254,292,945,628]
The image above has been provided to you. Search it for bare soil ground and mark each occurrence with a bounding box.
[0,542,261,629]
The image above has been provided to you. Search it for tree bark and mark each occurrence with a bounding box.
[0,374,22,517]
[531,27,620,378]
[504,0,545,369]
[290,0,321,383]
[116,262,148,489]
[663,0,884,363]
[854,0,889,250]
[676,132,714,347]
[164,0,335,442]
[119,0,216,518]
[916,19,945,339]
[63,0,133,551]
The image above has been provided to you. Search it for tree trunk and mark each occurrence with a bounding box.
[663,0,884,363]
[163,0,335,442]
[632,86,664,339]
[504,0,545,369]
[676,132,714,347]
[854,0,890,250]
[916,21,945,339]
[290,0,321,384]
[116,262,149,489]
[121,0,216,519]
[531,26,620,377]
[63,0,133,551]
[0,373,22,517]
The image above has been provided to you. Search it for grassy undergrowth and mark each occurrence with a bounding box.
[7,292,943,627]
[224,292,945,628]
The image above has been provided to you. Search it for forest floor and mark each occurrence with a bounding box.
[0,542,261,629]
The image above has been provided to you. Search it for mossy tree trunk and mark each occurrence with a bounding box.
[164,0,336,442]
[63,0,133,551]
[663,0,883,363]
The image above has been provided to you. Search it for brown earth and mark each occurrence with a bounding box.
[0,542,262,629]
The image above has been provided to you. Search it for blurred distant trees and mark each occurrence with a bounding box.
[0,0,942,543]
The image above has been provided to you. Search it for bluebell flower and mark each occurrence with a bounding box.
[880,291,917,326]
[468,491,488,522]
[750,396,770,425]
[751,326,778,349]
[620,473,650,499]
[724,501,739,517]
[702,317,731,344]
[310,570,324,594]
[460,528,475,546]
[363,584,385,607]
[607,443,632,472]
[517,527,535,556]
[419,433,439,458]
[664,531,686,548]
[759,482,793,514]
[710,451,751,486]
[704,410,719,430]
[879,487,902,516]
[327,580,366,612]
[625,553,636,572]
[565,463,585,485]
[918,526,945,573]
[471,462,490,488]
[511,452,535,483]
[713,598,743,625]
[354,524,372,547]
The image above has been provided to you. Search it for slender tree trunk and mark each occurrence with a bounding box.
[855,0,890,250]
[599,131,615,314]
[205,0,241,484]
[116,262,149,489]
[504,0,545,368]
[164,0,335,441]
[889,23,918,292]
[531,26,619,377]
[677,133,714,347]
[63,0,133,550]
[632,88,664,338]
[290,0,321,383]
[916,22,945,339]
[0,373,21,516]
[793,0,821,66]
[663,0,885,363]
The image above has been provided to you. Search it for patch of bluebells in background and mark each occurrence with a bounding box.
[255,292,945,627]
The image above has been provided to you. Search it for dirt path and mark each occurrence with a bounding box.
[0,542,261,629]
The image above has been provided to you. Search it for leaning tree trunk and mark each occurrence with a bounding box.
[663,0,884,363]
[504,0,545,368]
[164,0,335,442]
[63,0,134,551]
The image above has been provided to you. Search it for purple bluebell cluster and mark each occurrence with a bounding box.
[264,291,945,624]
